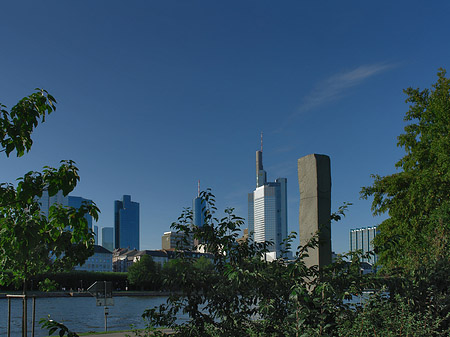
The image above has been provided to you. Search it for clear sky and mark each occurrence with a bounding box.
[1,1,450,254]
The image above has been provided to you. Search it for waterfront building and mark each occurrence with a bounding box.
[74,245,112,272]
[112,248,140,272]
[349,226,379,265]
[114,195,140,250]
[102,227,114,252]
[162,231,193,250]
[248,146,288,258]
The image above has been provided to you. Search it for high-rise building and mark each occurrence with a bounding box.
[67,195,95,243]
[248,147,288,258]
[193,181,205,228]
[38,191,96,242]
[350,226,379,265]
[102,227,114,252]
[114,195,140,250]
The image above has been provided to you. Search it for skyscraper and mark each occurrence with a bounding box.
[67,195,95,244]
[38,191,96,242]
[192,181,205,228]
[248,146,288,258]
[102,227,114,252]
[114,195,140,250]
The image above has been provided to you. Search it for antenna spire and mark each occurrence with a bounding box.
[260,132,263,152]
[197,180,200,197]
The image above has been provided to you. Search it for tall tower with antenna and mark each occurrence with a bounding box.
[248,134,288,259]
[256,132,267,188]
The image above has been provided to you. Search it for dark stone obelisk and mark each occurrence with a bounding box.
[298,154,332,268]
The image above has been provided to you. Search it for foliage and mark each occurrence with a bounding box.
[0,90,99,295]
[361,68,450,272]
[128,255,161,290]
[0,88,56,157]
[338,291,450,337]
[0,160,99,292]
[134,188,450,336]
[39,278,59,292]
[39,316,79,337]
[139,189,370,337]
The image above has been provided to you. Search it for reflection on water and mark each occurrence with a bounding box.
[0,296,171,337]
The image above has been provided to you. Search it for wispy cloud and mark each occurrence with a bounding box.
[297,63,396,113]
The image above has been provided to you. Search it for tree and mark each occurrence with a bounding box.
[0,160,99,292]
[361,68,450,272]
[128,255,160,290]
[141,189,365,337]
[0,88,56,157]
[0,90,99,336]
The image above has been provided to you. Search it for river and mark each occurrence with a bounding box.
[0,295,172,336]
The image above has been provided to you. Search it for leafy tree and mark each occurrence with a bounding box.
[141,189,368,337]
[0,90,99,291]
[1,89,99,337]
[361,68,450,272]
[0,88,56,157]
[128,254,161,290]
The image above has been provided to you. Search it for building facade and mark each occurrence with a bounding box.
[248,149,288,258]
[114,195,140,250]
[162,231,193,250]
[102,227,114,252]
[193,196,205,228]
[74,245,113,272]
[349,226,379,265]
[38,191,97,242]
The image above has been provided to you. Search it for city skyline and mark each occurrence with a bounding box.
[2,1,450,254]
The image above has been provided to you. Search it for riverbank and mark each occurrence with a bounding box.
[0,290,173,298]
[79,328,174,336]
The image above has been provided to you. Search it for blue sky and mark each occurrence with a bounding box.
[1,1,450,254]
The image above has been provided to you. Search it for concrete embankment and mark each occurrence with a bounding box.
[0,290,173,299]
[81,328,174,337]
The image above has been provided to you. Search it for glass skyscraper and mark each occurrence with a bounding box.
[114,195,140,250]
[38,191,96,243]
[102,227,114,252]
[248,149,287,258]
[193,196,205,228]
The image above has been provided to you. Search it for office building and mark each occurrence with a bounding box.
[248,147,288,258]
[162,231,193,250]
[193,192,205,228]
[114,195,140,250]
[38,191,96,241]
[102,227,114,252]
[350,226,379,265]
[74,245,112,272]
